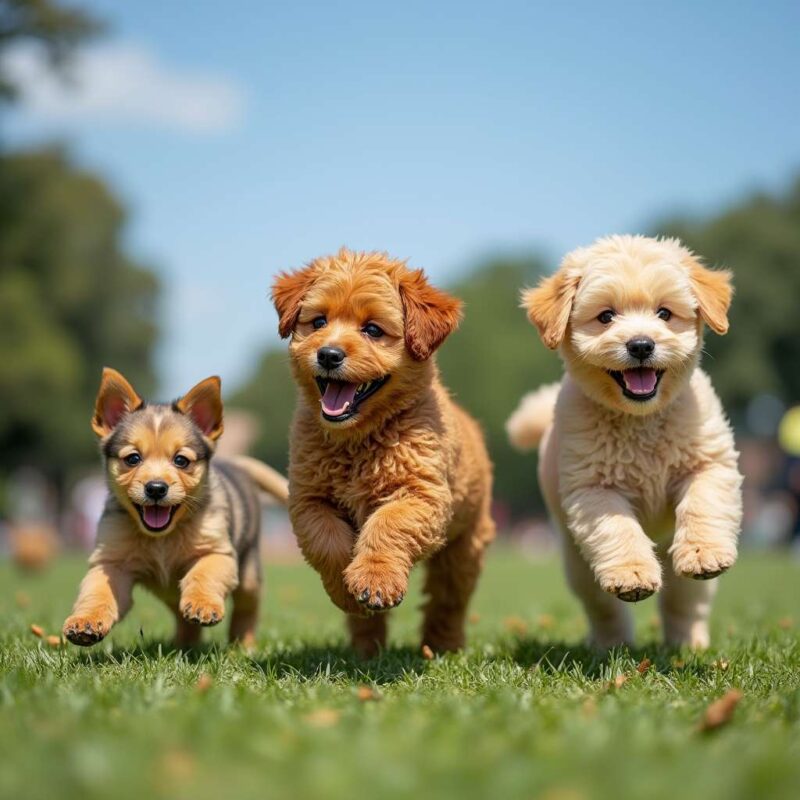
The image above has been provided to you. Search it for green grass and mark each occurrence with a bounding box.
[1,549,798,800]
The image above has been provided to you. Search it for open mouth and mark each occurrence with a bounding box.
[135,503,176,533]
[314,376,390,422]
[608,367,665,402]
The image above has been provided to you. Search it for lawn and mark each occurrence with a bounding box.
[1,548,798,800]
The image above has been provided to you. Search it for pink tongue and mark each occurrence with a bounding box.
[321,381,358,416]
[143,505,171,529]
[623,368,658,395]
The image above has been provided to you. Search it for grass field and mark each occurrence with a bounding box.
[1,549,798,800]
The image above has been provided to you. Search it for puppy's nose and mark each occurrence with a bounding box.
[317,346,346,370]
[626,337,655,361]
[144,480,169,501]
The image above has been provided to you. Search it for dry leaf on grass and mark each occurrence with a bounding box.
[356,685,379,702]
[304,708,340,728]
[195,673,213,693]
[30,624,44,638]
[777,617,793,630]
[536,614,555,630]
[699,689,743,732]
[46,635,61,648]
[636,658,652,675]
[468,613,481,625]
[503,616,528,635]
[609,674,628,690]
[421,644,435,660]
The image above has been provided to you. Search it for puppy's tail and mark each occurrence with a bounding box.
[505,382,561,451]
[229,455,289,506]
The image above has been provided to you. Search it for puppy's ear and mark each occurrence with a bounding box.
[521,269,580,349]
[272,265,318,338]
[92,368,143,437]
[686,258,733,335]
[399,269,463,361]
[176,376,224,441]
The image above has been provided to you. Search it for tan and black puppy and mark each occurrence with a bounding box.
[63,368,288,648]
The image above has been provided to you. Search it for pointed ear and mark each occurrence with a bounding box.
[271,265,319,338]
[686,258,733,335]
[521,269,580,349]
[399,269,463,361]
[176,376,224,441]
[92,368,143,437]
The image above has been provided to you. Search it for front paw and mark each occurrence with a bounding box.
[63,614,111,646]
[671,539,736,580]
[343,554,408,612]
[180,593,225,626]
[597,558,662,602]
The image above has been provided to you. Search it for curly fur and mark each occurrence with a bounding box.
[509,236,742,649]
[273,248,495,657]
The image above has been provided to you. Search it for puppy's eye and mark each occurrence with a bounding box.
[311,316,327,330]
[657,307,672,322]
[123,453,142,467]
[362,323,384,339]
[173,454,190,469]
[597,310,615,324]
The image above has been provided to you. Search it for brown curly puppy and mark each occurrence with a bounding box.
[272,248,495,657]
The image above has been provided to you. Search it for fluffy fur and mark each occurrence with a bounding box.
[508,235,742,649]
[273,248,495,657]
[63,368,288,648]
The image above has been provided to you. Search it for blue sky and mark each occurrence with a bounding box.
[5,0,800,396]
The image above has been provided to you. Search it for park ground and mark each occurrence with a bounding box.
[1,548,798,800]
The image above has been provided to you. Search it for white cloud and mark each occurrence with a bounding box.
[3,42,245,134]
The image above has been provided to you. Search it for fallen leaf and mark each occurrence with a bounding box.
[503,616,528,635]
[468,613,481,625]
[30,624,44,638]
[610,674,628,689]
[699,689,743,732]
[421,644,435,660]
[636,658,652,675]
[304,708,340,728]
[536,613,555,630]
[195,673,213,693]
[356,685,379,702]
[777,617,793,630]
[46,635,61,648]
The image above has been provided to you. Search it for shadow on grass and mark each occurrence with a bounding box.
[511,635,716,679]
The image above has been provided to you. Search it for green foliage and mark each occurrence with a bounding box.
[437,256,562,516]
[656,178,800,414]
[0,149,159,486]
[1,552,798,800]
[0,0,103,102]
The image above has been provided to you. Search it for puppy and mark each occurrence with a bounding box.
[507,235,742,649]
[63,368,288,648]
[272,248,495,657]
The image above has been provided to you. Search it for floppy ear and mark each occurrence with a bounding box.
[176,376,224,441]
[92,367,143,437]
[399,269,463,361]
[686,259,733,335]
[271,265,318,338]
[521,269,580,349]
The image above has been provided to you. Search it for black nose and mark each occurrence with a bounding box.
[317,346,346,370]
[144,480,168,500]
[626,337,655,361]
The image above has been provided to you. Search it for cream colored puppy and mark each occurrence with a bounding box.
[507,235,742,649]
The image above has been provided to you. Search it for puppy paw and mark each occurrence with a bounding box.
[180,594,225,626]
[597,559,662,602]
[344,554,408,612]
[671,540,736,580]
[63,614,111,646]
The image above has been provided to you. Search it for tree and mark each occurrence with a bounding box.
[0,0,102,102]
[0,149,160,497]
[655,178,800,416]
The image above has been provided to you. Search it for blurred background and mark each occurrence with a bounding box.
[2,0,799,566]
